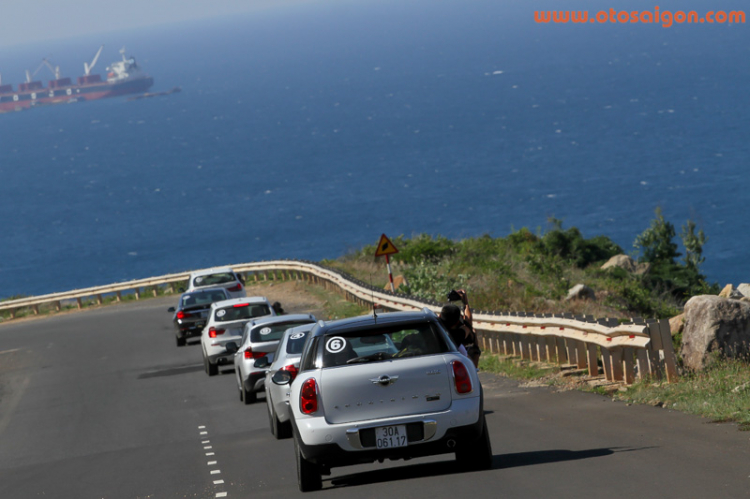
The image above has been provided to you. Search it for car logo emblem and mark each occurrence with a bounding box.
[370,375,398,386]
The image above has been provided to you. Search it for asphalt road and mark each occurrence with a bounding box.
[1,297,749,498]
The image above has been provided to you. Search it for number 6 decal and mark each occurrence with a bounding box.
[325,337,346,354]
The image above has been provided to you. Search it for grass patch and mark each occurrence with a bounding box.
[297,282,370,320]
[479,354,560,381]
[615,359,750,426]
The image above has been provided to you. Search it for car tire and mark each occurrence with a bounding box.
[455,415,493,471]
[242,386,257,404]
[267,401,277,437]
[295,438,322,492]
[205,355,218,377]
[176,335,186,347]
[276,416,292,440]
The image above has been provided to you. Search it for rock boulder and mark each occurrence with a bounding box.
[680,295,750,371]
[601,255,637,273]
[565,284,595,302]
[737,283,750,298]
[718,284,744,300]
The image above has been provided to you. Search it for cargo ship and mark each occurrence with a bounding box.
[0,46,154,113]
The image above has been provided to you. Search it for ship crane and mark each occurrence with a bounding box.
[84,44,104,76]
[40,59,61,79]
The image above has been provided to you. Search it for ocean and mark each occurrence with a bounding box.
[0,0,748,298]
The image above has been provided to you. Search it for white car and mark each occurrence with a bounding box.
[287,309,492,491]
[200,297,274,376]
[187,267,246,299]
[232,314,317,404]
[260,323,315,439]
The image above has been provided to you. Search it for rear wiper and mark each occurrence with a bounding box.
[346,351,391,364]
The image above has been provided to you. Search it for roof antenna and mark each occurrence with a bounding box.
[370,273,377,320]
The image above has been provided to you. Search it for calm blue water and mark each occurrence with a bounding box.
[1,0,748,298]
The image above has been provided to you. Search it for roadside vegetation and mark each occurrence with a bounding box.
[325,209,718,320]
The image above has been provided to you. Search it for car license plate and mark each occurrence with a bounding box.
[375,425,407,449]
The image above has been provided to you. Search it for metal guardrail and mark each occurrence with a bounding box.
[0,259,678,384]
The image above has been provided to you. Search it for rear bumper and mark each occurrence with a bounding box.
[291,394,483,469]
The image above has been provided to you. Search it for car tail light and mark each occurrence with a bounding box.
[300,378,318,414]
[233,303,249,308]
[451,360,473,394]
[281,364,299,382]
[243,348,266,359]
[228,283,243,292]
[176,310,192,320]
[208,327,225,338]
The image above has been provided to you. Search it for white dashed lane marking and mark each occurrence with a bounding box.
[199,426,227,496]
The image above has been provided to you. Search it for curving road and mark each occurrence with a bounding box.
[1,297,749,498]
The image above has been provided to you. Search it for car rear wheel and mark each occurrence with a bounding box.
[455,415,493,471]
[175,335,186,347]
[295,438,322,492]
[204,355,218,376]
[276,415,292,440]
[242,385,257,404]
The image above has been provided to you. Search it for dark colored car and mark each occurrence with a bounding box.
[168,287,231,346]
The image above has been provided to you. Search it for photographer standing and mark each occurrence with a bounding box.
[439,289,481,368]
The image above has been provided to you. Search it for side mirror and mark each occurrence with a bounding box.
[272,370,292,385]
[168,307,175,313]
[225,342,239,354]
[255,356,271,368]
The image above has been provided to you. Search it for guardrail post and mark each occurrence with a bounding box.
[555,337,568,364]
[9,309,16,319]
[55,301,62,312]
[152,287,158,297]
[576,341,587,370]
[610,348,624,381]
[32,305,39,315]
[565,339,577,366]
[636,349,650,380]
[658,319,679,382]
[601,348,613,381]
[545,337,556,362]
[97,294,103,305]
[646,322,665,380]
[622,347,636,384]
[536,337,547,362]
[586,344,599,376]
[134,288,141,300]
[76,298,83,309]
[263,272,268,282]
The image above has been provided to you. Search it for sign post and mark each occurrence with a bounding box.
[374,233,399,292]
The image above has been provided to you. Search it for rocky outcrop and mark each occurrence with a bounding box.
[737,283,750,298]
[680,295,750,371]
[565,284,595,301]
[600,254,650,275]
[601,255,637,273]
[669,313,685,337]
[718,284,744,300]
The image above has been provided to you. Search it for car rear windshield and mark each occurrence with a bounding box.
[181,290,227,309]
[319,322,449,368]
[250,320,315,343]
[193,272,236,287]
[286,331,311,354]
[215,303,271,322]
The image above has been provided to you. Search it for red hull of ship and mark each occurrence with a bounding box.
[0,77,154,113]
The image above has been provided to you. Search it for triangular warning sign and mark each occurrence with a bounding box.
[374,233,399,257]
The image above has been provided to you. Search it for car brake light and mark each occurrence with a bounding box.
[451,360,473,394]
[243,348,266,359]
[177,310,190,320]
[300,378,318,414]
[233,303,250,308]
[208,327,225,338]
[281,364,299,382]
[228,283,243,292]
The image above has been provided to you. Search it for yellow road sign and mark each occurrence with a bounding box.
[374,233,399,257]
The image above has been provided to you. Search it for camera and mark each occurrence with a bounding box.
[446,289,462,302]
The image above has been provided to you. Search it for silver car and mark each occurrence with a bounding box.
[287,309,492,492]
[259,324,315,439]
[187,267,246,299]
[200,297,275,376]
[232,314,316,404]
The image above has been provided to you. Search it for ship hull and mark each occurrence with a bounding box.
[0,77,154,113]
